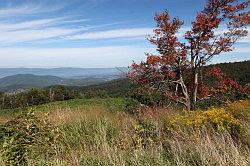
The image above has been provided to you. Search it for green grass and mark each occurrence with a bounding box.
[32,97,129,112]
[0,97,131,124]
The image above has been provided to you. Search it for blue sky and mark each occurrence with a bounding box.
[0,0,249,68]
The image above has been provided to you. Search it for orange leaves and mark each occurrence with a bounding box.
[178,49,187,58]
[186,0,249,65]
[155,10,170,22]
[217,37,231,45]
[215,37,233,52]
[167,71,177,78]
[131,62,141,70]
[146,55,161,66]
[223,5,237,13]
[154,10,183,35]
[223,2,248,14]
[205,66,249,96]
[207,67,223,78]
[232,12,250,25]
[199,84,211,98]
[218,79,240,92]
[192,13,222,33]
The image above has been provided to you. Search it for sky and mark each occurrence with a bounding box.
[0,0,249,68]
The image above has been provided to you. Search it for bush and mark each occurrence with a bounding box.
[0,110,59,165]
[132,119,160,150]
[124,98,140,114]
[130,86,169,107]
[171,108,242,134]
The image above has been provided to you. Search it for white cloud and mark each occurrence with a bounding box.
[0,18,65,31]
[0,28,83,43]
[67,27,193,41]
[0,2,66,16]
[0,17,92,44]
[68,28,153,40]
[0,5,41,16]
[231,46,250,53]
[0,3,89,44]
[238,33,250,43]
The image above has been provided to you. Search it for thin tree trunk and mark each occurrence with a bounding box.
[191,71,198,110]
[179,76,191,111]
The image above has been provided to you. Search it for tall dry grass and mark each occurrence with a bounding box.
[1,99,250,166]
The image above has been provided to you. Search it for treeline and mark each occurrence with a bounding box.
[0,86,80,109]
[0,79,136,110]
[204,60,250,85]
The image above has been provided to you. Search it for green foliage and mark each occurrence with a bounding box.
[0,110,59,165]
[196,98,225,109]
[80,155,111,166]
[0,86,81,110]
[124,98,140,114]
[130,86,169,107]
[133,119,160,150]
[81,89,109,99]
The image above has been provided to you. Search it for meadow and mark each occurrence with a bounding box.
[0,97,249,166]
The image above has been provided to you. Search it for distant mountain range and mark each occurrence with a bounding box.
[0,74,116,92]
[0,67,128,92]
[0,67,128,79]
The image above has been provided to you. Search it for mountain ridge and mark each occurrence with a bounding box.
[0,67,127,79]
[0,74,115,92]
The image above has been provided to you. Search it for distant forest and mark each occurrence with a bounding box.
[204,61,250,85]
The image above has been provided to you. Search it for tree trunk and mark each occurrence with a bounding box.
[191,71,198,110]
[179,76,191,111]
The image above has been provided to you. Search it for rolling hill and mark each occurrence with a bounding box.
[0,74,113,92]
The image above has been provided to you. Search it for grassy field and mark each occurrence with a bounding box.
[0,98,130,124]
[0,98,250,166]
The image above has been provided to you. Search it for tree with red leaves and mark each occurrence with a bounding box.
[129,0,249,111]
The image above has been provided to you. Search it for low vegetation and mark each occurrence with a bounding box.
[0,98,249,165]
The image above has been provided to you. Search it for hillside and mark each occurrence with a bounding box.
[66,78,137,97]
[64,61,250,97]
[0,74,111,92]
[205,60,250,85]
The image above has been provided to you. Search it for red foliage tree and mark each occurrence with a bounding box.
[129,0,249,111]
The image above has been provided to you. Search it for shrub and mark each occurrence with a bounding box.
[124,98,140,114]
[0,110,59,165]
[130,86,169,107]
[171,108,242,134]
[132,119,160,150]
